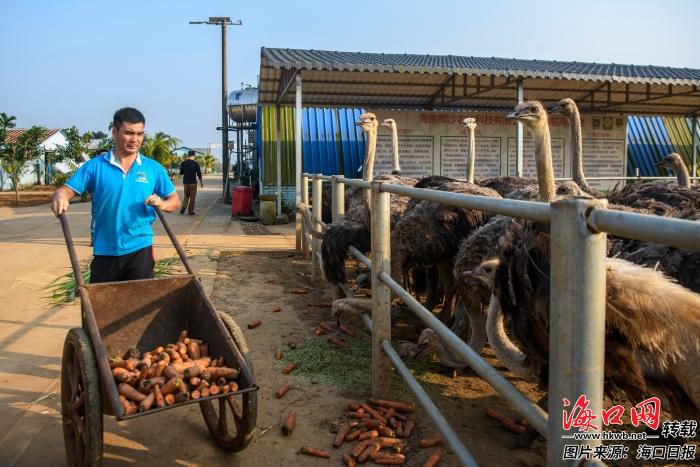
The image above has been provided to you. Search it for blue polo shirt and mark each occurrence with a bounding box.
[65,151,176,256]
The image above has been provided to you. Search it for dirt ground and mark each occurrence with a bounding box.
[209,250,548,466]
[0,190,54,207]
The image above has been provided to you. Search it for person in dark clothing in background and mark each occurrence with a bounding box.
[179,150,203,215]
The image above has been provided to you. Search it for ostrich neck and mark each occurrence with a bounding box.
[532,124,556,201]
[569,107,590,190]
[390,126,400,173]
[485,295,532,381]
[363,129,377,182]
[674,163,691,187]
[467,127,476,184]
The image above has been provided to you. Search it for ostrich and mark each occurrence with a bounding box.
[464,117,477,184]
[656,152,693,188]
[381,118,401,175]
[479,101,700,425]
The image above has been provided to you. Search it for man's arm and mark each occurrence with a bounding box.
[179,162,185,176]
[50,186,79,216]
[196,163,203,187]
[145,192,181,213]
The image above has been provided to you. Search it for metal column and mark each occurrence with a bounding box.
[548,198,608,466]
[370,181,391,399]
[295,75,303,252]
[692,116,698,180]
[311,176,322,281]
[301,174,310,258]
[275,104,282,215]
[331,175,345,222]
[515,80,524,177]
[221,21,229,197]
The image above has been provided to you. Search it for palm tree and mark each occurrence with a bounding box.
[0,112,17,143]
[200,153,217,174]
[142,132,180,167]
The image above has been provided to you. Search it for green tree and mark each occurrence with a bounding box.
[0,113,17,142]
[0,125,46,206]
[53,127,90,169]
[200,153,217,174]
[84,130,108,140]
[142,132,179,167]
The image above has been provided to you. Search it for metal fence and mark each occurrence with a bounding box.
[298,172,700,466]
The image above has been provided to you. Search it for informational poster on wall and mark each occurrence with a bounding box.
[368,109,626,189]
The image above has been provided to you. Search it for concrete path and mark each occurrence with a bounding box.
[0,175,296,465]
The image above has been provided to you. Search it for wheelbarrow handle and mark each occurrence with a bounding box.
[153,206,196,276]
[58,213,86,288]
[58,207,196,280]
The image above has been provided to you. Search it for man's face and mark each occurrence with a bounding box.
[112,121,144,156]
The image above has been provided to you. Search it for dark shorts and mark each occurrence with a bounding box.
[90,246,155,284]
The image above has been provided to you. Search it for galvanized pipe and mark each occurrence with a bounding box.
[311,176,322,281]
[301,174,310,258]
[370,182,392,399]
[515,80,524,177]
[295,74,303,251]
[377,270,548,436]
[379,183,551,223]
[331,176,345,222]
[548,198,608,465]
[588,206,700,252]
[348,245,371,269]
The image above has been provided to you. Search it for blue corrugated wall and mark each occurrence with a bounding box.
[627,116,699,176]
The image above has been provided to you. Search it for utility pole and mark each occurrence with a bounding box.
[189,16,242,200]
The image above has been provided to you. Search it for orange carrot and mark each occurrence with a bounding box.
[177,330,188,343]
[154,360,167,377]
[222,384,230,393]
[319,321,334,332]
[153,385,165,408]
[419,436,444,448]
[333,423,352,447]
[152,346,164,355]
[158,352,171,366]
[372,453,405,465]
[209,384,220,395]
[110,357,126,369]
[360,403,387,424]
[200,387,210,398]
[342,453,356,467]
[174,392,189,403]
[299,447,330,458]
[290,288,308,294]
[118,395,132,414]
[160,378,182,396]
[358,443,381,463]
[403,420,415,438]
[423,449,442,467]
[247,320,262,329]
[376,437,403,448]
[396,422,404,438]
[339,324,355,337]
[191,390,201,400]
[112,367,132,384]
[281,363,298,374]
[124,358,139,371]
[349,411,370,419]
[138,377,165,394]
[138,391,155,412]
[358,430,378,441]
[271,306,282,312]
[164,393,175,405]
[378,426,395,438]
[351,441,368,458]
[329,338,352,349]
[485,408,526,434]
[346,429,364,441]
[275,349,283,360]
[348,401,362,411]
[360,419,382,430]
[368,399,416,413]
[229,381,239,392]
[314,327,327,336]
[118,383,146,402]
[184,365,202,380]
[275,384,290,398]
[189,376,201,388]
[282,411,296,435]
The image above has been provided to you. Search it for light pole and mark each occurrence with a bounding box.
[189,16,242,200]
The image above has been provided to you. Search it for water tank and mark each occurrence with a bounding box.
[227,88,258,124]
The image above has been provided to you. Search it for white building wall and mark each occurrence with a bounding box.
[0,131,67,191]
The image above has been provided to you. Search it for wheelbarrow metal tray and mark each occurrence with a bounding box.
[80,274,257,421]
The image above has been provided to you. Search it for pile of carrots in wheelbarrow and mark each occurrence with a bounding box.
[110,330,241,414]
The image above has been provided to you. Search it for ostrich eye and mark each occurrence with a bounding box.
[529,106,538,113]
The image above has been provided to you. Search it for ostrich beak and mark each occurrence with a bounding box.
[505,110,518,120]
[548,103,562,114]
[654,160,670,169]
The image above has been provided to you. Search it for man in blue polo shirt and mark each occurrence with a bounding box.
[50,107,181,283]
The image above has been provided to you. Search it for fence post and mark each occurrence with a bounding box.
[311,175,322,282]
[370,181,391,399]
[301,174,310,259]
[332,176,345,222]
[548,198,608,466]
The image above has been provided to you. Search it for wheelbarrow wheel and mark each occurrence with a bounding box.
[61,328,103,466]
[199,312,257,451]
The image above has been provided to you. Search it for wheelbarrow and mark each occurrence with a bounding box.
[57,208,258,465]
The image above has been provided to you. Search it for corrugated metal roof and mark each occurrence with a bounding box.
[3,128,61,143]
[626,116,698,176]
[262,48,700,85]
[259,48,700,115]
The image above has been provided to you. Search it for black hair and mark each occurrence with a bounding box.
[113,107,145,130]
[188,150,196,157]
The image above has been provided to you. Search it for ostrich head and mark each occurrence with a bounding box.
[417,328,441,352]
[655,153,685,172]
[460,258,499,288]
[506,101,548,132]
[356,112,379,134]
[548,98,577,116]
[381,118,397,130]
[462,117,477,131]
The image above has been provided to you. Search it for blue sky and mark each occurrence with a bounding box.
[2,0,698,153]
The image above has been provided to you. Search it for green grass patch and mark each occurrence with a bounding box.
[280,335,440,399]
[45,255,180,303]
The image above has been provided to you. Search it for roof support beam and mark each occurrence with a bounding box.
[276,68,299,104]
[428,74,457,109]
[439,77,516,107]
[590,88,700,112]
